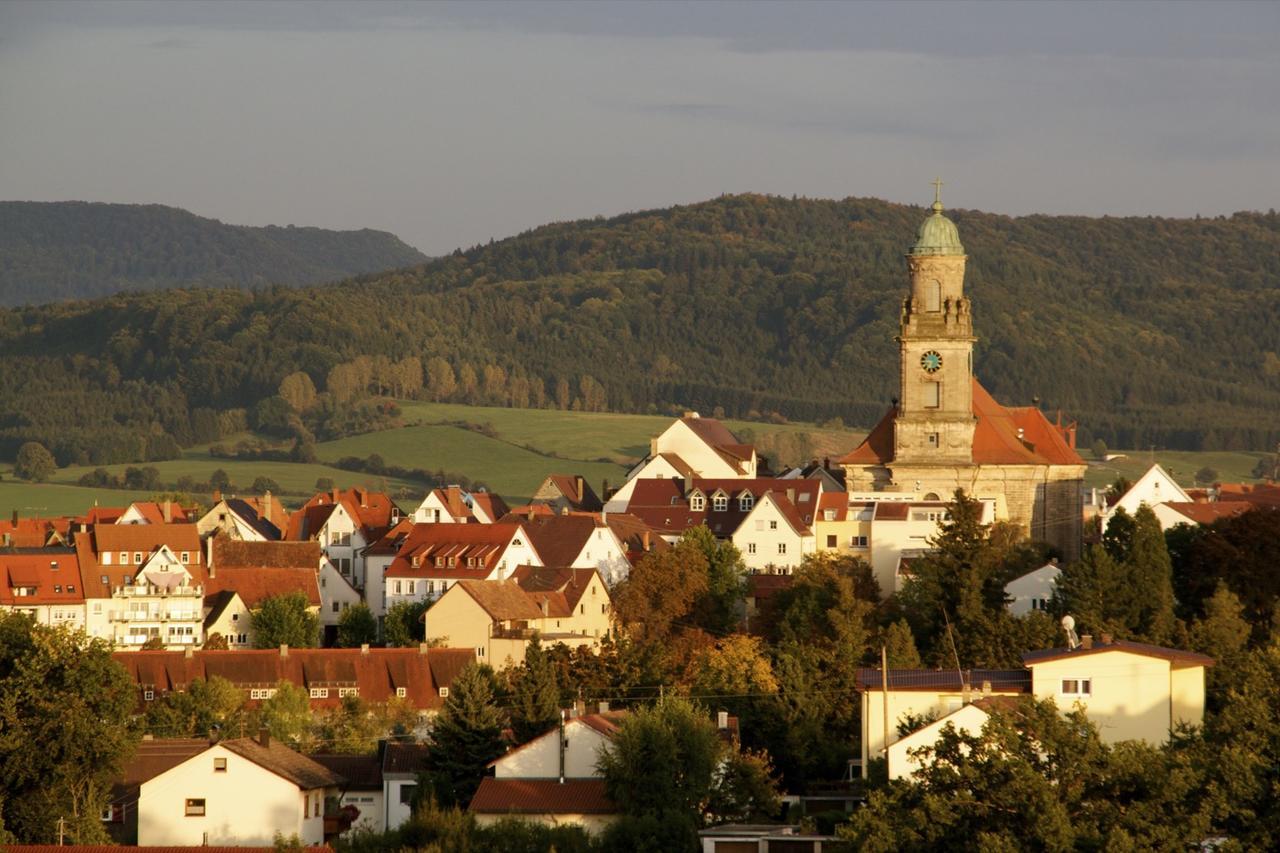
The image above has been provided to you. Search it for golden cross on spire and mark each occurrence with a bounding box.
[931,176,944,207]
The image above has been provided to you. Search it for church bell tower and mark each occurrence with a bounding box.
[893,180,976,464]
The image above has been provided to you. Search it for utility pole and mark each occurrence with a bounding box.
[56,817,65,846]
[881,644,890,760]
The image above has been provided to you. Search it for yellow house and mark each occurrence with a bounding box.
[423,567,612,668]
[812,492,872,559]
[1021,638,1212,744]
[857,638,1213,778]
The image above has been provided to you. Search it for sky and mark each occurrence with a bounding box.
[1,0,1277,255]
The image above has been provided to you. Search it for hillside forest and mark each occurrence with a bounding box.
[1,194,1278,469]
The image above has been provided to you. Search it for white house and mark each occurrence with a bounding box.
[1004,561,1062,616]
[0,550,86,630]
[868,497,997,595]
[887,700,1002,781]
[110,734,341,846]
[382,522,543,613]
[731,490,817,573]
[1099,464,1190,533]
[287,489,405,592]
[605,413,758,512]
[520,514,632,584]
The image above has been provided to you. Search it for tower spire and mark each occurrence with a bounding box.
[931,177,944,212]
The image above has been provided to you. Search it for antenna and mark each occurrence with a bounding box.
[1061,614,1080,650]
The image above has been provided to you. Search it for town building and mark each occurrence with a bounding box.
[411,486,510,525]
[203,540,326,648]
[605,414,759,512]
[286,489,404,591]
[197,492,287,541]
[838,188,1086,562]
[1004,560,1062,616]
[529,474,604,514]
[382,522,542,612]
[310,740,430,834]
[0,548,85,629]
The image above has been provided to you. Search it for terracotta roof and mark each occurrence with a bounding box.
[363,518,415,556]
[211,539,321,570]
[746,573,793,600]
[382,741,431,775]
[385,523,533,579]
[206,566,321,609]
[76,506,126,525]
[456,580,546,621]
[512,566,600,612]
[540,475,604,512]
[764,491,813,535]
[816,492,848,521]
[470,492,512,522]
[111,738,212,801]
[518,515,601,567]
[123,501,191,524]
[0,516,71,548]
[219,498,284,540]
[624,477,820,537]
[854,667,1031,693]
[1161,501,1253,525]
[90,523,202,555]
[468,778,616,815]
[602,512,670,562]
[679,415,741,449]
[285,503,339,541]
[75,527,205,599]
[310,753,382,789]
[220,736,342,789]
[0,550,83,605]
[838,380,1084,468]
[290,489,403,539]
[575,711,627,738]
[1212,483,1280,507]
[113,648,475,711]
[654,452,697,478]
[1022,640,1214,668]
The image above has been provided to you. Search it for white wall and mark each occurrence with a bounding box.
[493,720,611,779]
[1005,564,1061,616]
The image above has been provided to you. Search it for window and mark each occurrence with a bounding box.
[180,551,190,564]
[119,552,127,565]
[314,794,321,817]
[927,432,940,448]
[184,798,206,816]
[332,602,340,613]
[214,757,227,772]
[747,543,757,555]
[739,495,754,511]
[426,581,435,595]
[67,584,75,593]
[394,581,402,595]
[924,381,940,409]
[338,687,359,698]
[133,552,143,564]
[754,520,764,532]
[123,575,133,586]
[851,536,868,548]
[580,604,585,614]
[54,584,62,593]
[101,574,109,585]
[769,520,777,530]
[103,552,112,565]
[143,689,155,701]
[310,688,329,699]
[712,494,728,512]
[925,279,942,312]
[689,494,705,511]
[826,535,837,548]
[777,543,787,555]
[399,784,417,805]
[396,687,407,698]
[446,557,455,568]
[438,687,450,698]
[406,581,415,595]
[476,647,485,657]
[1061,679,1092,697]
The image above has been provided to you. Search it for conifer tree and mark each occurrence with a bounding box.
[510,637,562,744]
[1126,505,1176,645]
[423,663,506,808]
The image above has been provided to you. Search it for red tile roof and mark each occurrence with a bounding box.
[0,550,83,605]
[678,415,741,449]
[211,539,321,570]
[539,475,604,512]
[470,492,511,522]
[385,523,534,580]
[1161,501,1253,525]
[839,379,1084,467]
[468,778,616,815]
[1212,483,1280,507]
[816,492,848,521]
[287,489,404,540]
[512,566,600,613]
[113,647,476,711]
[624,478,820,537]
[75,526,205,598]
[746,573,793,600]
[0,516,72,548]
[204,567,321,608]
[382,741,431,775]
[124,501,191,524]
[516,514,602,567]
[220,736,342,789]
[455,580,547,621]
[310,752,382,788]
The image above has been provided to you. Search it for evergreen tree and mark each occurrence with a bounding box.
[1102,506,1137,562]
[423,663,506,808]
[881,618,923,668]
[1054,544,1129,639]
[510,637,562,744]
[1126,505,1176,645]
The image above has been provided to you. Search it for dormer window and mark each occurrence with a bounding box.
[133,552,143,565]
[119,552,128,565]
[446,557,456,568]
[689,494,705,512]
[180,552,189,564]
[712,494,728,512]
[823,509,836,521]
[411,556,421,568]
[435,557,444,568]
[739,494,754,512]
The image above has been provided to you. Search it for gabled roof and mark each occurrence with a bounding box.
[1159,501,1253,525]
[382,741,431,776]
[517,514,602,568]
[385,522,534,579]
[761,491,813,536]
[219,498,284,540]
[0,516,72,548]
[470,492,511,523]
[677,414,741,449]
[512,565,601,612]
[288,488,404,540]
[205,567,320,608]
[0,550,82,605]
[90,523,202,556]
[624,477,820,537]
[121,501,191,524]
[309,753,382,789]
[220,736,342,789]
[838,379,1085,467]
[211,538,321,570]
[816,492,848,521]
[1022,639,1214,669]
[538,475,604,512]
[468,778,615,815]
[455,580,546,621]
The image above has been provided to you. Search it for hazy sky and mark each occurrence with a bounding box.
[1,0,1277,254]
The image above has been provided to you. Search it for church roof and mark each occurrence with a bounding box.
[909,199,964,256]
[838,379,1084,468]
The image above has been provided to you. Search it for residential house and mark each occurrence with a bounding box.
[622,477,822,548]
[515,514,632,585]
[203,540,325,649]
[113,646,475,715]
[197,492,287,541]
[106,733,341,846]
[117,501,191,526]
[309,753,384,834]
[868,497,996,595]
[885,697,1014,781]
[1004,560,1062,616]
[382,522,542,612]
[422,567,612,666]
[605,413,759,511]
[359,519,415,624]
[857,637,1213,779]
[529,475,603,514]
[287,489,404,591]
[379,742,431,832]
[1150,500,1253,531]
[812,493,872,560]
[731,489,818,573]
[1098,464,1190,533]
[0,548,85,629]
[469,710,625,833]
[0,512,72,548]
[76,524,206,649]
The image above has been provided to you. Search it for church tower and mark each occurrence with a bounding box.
[893,180,976,464]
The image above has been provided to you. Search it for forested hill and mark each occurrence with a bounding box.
[0,201,427,305]
[1,194,1278,466]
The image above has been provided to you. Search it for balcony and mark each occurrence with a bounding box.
[112,585,203,598]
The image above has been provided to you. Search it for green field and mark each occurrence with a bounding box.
[0,480,159,518]
[1084,450,1270,490]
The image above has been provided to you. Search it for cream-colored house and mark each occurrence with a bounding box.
[423,567,612,668]
[1099,464,1190,533]
[520,514,632,584]
[858,638,1213,779]
[469,711,623,833]
[0,550,85,630]
[110,734,341,846]
[731,490,817,573]
[886,699,1004,781]
[197,494,287,541]
[867,497,996,595]
[1004,561,1062,616]
[605,413,758,512]
[1022,639,1211,744]
[812,493,872,560]
[383,522,542,613]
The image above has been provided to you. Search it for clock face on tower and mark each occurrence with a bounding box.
[921,351,943,373]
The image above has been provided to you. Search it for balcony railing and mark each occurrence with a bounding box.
[112,585,203,597]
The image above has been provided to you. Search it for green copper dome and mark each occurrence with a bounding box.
[909,199,965,256]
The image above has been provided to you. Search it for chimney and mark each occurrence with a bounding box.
[11,509,17,526]
[207,727,219,745]
[419,642,429,655]
[213,489,222,503]
[163,499,172,524]
[358,488,368,508]
[641,530,651,551]
[981,680,992,696]
[279,643,289,658]
[650,437,658,456]
[598,700,610,714]
[717,710,729,730]
[184,647,194,659]
[331,488,341,504]
[1080,634,1093,650]
[361,643,370,654]
[258,727,270,748]
[684,411,699,419]
[787,488,796,504]
[1100,632,1113,646]
[576,476,585,503]
[263,490,272,523]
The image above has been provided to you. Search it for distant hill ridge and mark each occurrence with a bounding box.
[0,193,1278,463]
[0,201,428,305]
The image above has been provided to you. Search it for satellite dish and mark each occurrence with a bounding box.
[1061,614,1080,650]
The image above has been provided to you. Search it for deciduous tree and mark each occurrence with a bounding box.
[251,592,319,649]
